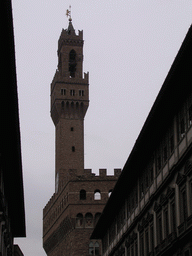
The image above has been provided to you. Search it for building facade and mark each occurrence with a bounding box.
[0,0,26,255]
[91,25,192,256]
[43,18,120,256]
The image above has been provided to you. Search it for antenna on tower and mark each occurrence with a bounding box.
[66,5,72,21]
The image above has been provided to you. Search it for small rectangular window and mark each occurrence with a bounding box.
[61,88,66,95]
[79,90,84,96]
[70,89,75,96]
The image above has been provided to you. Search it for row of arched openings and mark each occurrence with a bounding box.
[76,212,101,228]
[80,189,112,200]
[61,101,84,108]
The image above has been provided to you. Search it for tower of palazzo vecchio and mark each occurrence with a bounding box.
[43,12,121,256]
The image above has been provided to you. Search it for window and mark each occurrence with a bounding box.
[150,223,154,251]
[70,89,75,96]
[108,189,112,197]
[80,189,86,200]
[61,88,66,95]
[94,242,99,255]
[145,228,149,255]
[157,212,162,244]
[170,199,176,232]
[164,207,169,238]
[76,213,83,227]
[140,232,144,256]
[89,242,94,255]
[69,50,76,77]
[71,127,74,131]
[72,146,75,152]
[135,239,138,256]
[94,190,101,200]
[180,186,188,223]
[79,90,84,96]
[85,213,93,227]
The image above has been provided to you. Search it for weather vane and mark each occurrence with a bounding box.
[66,5,72,21]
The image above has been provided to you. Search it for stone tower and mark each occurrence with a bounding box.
[43,16,121,256]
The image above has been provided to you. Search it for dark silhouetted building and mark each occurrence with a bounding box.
[1,1,26,255]
[91,25,192,256]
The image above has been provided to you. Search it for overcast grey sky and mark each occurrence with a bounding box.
[12,1,192,255]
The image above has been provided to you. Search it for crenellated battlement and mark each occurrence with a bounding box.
[58,28,83,53]
[83,168,121,178]
[43,168,121,217]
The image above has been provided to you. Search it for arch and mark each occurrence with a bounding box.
[108,189,112,197]
[66,101,69,110]
[94,242,99,255]
[89,242,94,255]
[80,189,86,200]
[85,213,93,227]
[69,49,76,77]
[76,213,83,227]
[94,190,101,200]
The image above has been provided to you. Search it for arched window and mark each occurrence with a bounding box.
[95,242,99,255]
[94,190,101,200]
[89,242,94,255]
[85,213,93,227]
[108,189,112,197]
[89,241,100,255]
[80,189,86,200]
[69,50,76,77]
[76,213,83,227]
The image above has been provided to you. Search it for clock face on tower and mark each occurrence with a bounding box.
[55,172,59,193]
